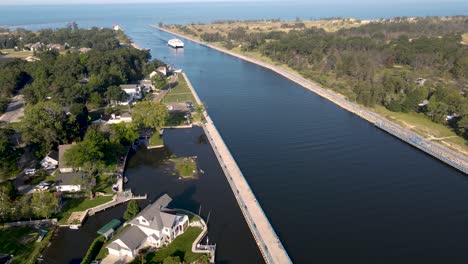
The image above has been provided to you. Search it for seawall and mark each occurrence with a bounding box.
[183,73,293,264]
[154,26,467,174]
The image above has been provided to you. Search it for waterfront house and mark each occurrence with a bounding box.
[55,172,94,192]
[40,150,59,170]
[106,194,189,258]
[58,144,74,173]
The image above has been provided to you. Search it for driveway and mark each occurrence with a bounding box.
[0,94,25,123]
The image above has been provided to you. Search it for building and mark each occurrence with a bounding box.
[416,78,427,86]
[106,194,189,258]
[46,43,66,51]
[120,84,142,101]
[40,150,59,170]
[58,144,74,173]
[92,112,132,124]
[55,173,94,192]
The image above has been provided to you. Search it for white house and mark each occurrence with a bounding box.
[58,144,74,173]
[55,173,92,192]
[40,150,59,170]
[120,84,142,100]
[106,194,189,258]
[93,112,132,124]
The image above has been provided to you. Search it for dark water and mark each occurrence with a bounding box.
[43,127,263,264]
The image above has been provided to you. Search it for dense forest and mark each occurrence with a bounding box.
[0,24,162,178]
[184,17,468,140]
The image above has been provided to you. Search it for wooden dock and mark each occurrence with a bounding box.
[184,73,292,264]
[88,192,147,216]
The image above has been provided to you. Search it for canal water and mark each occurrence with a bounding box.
[124,27,468,264]
[43,127,263,264]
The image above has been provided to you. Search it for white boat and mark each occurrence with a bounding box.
[168,39,184,49]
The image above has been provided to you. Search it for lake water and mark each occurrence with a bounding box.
[2,2,468,263]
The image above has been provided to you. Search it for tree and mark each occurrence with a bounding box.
[0,128,20,179]
[132,101,168,130]
[31,192,58,219]
[151,74,168,90]
[17,194,33,221]
[123,200,140,221]
[109,123,139,145]
[63,127,106,168]
[22,101,73,155]
[0,186,12,221]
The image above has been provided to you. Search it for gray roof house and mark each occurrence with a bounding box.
[106,194,189,259]
[55,173,94,192]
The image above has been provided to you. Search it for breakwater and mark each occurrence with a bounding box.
[154,26,467,175]
[183,73,293,264]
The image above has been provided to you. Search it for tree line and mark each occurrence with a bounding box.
[196,16,468,139]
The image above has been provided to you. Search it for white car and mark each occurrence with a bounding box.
[24,169,36,175]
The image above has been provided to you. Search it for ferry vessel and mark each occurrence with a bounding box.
[168,38,184,48]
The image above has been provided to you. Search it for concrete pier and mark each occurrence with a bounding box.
[184,73,292,264]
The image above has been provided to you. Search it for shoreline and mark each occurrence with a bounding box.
[183,73,293,264]
[153,25,467,174]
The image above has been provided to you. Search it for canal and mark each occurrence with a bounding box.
[124,26,468,263]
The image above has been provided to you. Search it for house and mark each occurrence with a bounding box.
[92,112,132,124]
[46,43,65,51]
[40,150,59,170]
[120,84,142,100]
[106,194,189,258]
[139,79,153,92]
[55,173,94,192]
[24,42,44,52]
[157,66,167,77]
[58,144,74,173]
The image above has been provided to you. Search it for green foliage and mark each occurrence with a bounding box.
[123,200,140,221]
[0,128,20,180]
[132,101,169,130]
[174,158,196,178]
[81,235,105,264]
[31,192,59,219]
[163,256,181,264]
[152,74,168,90]
[109,122,139,145]
[149,133,164,147]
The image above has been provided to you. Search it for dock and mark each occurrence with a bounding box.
[184,73,292,264]
[88,191,147,216]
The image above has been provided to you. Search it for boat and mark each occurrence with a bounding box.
[168,39,184,49]
[69,225,79,230]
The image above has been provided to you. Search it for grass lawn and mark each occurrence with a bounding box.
[373,105,468,154]
[0,49,33,59]
[58,195,114,224]
[162,75,197,105]
[94,174,114,194]
[149,133,164,147]
[172,157,197,178]
[144,227,205,264]
[165,113,189,127]
[0,226,54,264]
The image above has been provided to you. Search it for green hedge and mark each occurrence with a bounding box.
[81,235,105,264]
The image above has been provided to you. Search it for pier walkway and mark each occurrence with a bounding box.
[184,73,292,264]
[88,191,147,216]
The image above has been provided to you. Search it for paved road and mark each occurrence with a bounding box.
[0,94,25,123]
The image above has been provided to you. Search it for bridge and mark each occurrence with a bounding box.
[184,73,292,264]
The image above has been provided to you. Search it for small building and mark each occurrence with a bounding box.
[93,112,132,124]
[139,79,153,92]
[55,172,93,192]
[416,78,427,86]
[46,43,65,51]
[120,84,142,100]
[40,150,59,170]
[58,144,75,173]
[98,219,122,240]
[106,194,189,258]
[156,66,167,77]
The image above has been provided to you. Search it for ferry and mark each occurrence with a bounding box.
[168,38,184,49]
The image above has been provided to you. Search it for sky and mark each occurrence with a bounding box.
[0,0,462,5]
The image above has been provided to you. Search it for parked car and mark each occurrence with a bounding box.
[24,168,36,175]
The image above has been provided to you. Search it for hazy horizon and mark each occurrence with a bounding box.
[1,0,466,6]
